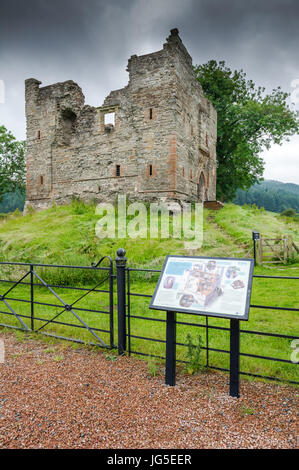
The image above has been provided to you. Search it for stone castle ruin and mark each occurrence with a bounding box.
[24,29,217,212]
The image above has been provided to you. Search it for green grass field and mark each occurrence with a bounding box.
[0,200,298,384]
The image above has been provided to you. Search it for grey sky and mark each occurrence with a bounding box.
[0,0,298,183]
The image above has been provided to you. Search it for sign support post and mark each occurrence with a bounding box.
[149,255,254,397]
[229,319,240,398]
[165,311,176,386]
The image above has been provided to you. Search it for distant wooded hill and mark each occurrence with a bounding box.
[235,180,299,213]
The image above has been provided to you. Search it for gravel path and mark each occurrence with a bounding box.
[0,332,298,449]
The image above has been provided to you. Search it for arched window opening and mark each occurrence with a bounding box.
[62,108,77,124]
[60,108,77,145]
[198,172,206,202]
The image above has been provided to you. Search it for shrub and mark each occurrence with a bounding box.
[281,208,296,217]
[185,333,203,374]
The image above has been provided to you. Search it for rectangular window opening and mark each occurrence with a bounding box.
[149,164,153,176]
[104,112,115,126]
[149,108,153,120]
[116,165,121,177]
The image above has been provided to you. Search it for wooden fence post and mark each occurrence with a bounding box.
[283,238,288,264]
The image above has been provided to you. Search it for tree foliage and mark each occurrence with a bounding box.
[194,61,299,201]
[0,125,26,201]
[0,190,26,214]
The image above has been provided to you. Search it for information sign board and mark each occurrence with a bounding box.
[150,256,254,320]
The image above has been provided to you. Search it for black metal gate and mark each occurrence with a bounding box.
[0,257,114,348]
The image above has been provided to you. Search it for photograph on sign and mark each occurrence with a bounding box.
[150,256,254,320]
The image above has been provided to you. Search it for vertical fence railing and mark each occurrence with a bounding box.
[30,264,34,331]
[127,266,131,357]
[109,261,114,349]
[116,249,127,355]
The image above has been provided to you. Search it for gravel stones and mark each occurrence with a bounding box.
[0,332,298,449]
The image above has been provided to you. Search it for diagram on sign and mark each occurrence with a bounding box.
[150,256,254,320]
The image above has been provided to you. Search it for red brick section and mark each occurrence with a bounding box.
[167,135,177,197]
[204,200,224,210]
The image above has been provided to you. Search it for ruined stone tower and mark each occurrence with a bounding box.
[24,29,217,211]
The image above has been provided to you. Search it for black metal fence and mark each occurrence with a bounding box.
[0,250,298,388]
[0,257,114,348]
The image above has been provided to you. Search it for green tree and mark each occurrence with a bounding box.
[194,61,299,201]
[0,125,26,201]
[0,190,26,213]
[281,208,296,217]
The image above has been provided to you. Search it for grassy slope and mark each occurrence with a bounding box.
[0,200,298,266]
[213,203,299,245]
[0,200,298,383]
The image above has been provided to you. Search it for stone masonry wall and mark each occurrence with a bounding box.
[24,29,217,212]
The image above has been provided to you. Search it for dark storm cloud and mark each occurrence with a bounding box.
[0,1,124,68]
[180,0,299,86]
[0,0,191,136]
[2,0,297,67]
[1,0,298,103]
[1,0,298,98]
[0,0,298,181]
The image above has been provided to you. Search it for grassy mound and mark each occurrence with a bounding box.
[0,199,298,269]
